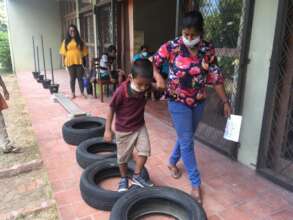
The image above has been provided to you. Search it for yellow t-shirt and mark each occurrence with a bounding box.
[59,39,88,67]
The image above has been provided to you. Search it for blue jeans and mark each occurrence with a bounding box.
[168,101,205,187]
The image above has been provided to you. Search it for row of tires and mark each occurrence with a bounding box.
[62,116,207,220]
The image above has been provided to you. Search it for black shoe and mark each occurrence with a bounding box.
[132,174,154,188]
[118,177,129,192]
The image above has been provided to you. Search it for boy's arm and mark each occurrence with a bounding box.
[104,107,114,142]
[104,86,122,142]
[0,75,9,100]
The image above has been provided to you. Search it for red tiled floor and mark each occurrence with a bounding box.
[93,211,110,220]
[270,209,293,220]
[54,187,82,206]
[51,180,65,192]
[78,216,94,220]
[219,207,254,220]
[208,215,223,220]
[58,204,75,220]
[71,201,97,218]
[16,71,293,220]
[237,198,280,220]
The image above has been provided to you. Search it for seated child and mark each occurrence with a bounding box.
[99,53,110,81]
[104,59,154,192]
[99,45,126,85]
[83,58,97,96]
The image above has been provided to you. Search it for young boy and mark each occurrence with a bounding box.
[104,59,154,192]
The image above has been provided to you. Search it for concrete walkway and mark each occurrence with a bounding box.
[17,70,293,220]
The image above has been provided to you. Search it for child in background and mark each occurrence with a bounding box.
[104,59,154,192]
[99,53,110,81]
[99,45,126,85]
[133,45,150,62]
[83,58,97,96]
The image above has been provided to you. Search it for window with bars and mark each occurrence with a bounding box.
[194,0,252,159]
[59,0,78,39]
[79,0,92,9]
[80,12,95,58]
[258,0,293,191]
[64,0,76,14]
[96,4,113,56]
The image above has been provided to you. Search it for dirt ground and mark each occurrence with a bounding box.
[17,208,58,220]
[0,74,59,220]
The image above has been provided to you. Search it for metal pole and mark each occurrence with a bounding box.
[175,0,180,37]
[41,35,47,79]
[32,36,37,72]
[36,46,40,73]
[111,0,116,46]
[49,48,54,85]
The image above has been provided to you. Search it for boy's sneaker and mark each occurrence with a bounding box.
[118,177,129,192]
[132,174,154,188]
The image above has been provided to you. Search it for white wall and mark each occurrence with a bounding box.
[238,0,279,167]
[6,0,62,72]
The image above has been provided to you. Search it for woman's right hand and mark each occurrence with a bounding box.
[156,79,166,91]
[153,65,166,91]
[224,103,232,118]
[104,129,113,143]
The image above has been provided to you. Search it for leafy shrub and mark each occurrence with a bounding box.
[0,31,12,72]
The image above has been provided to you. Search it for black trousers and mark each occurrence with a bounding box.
[68,65,84,95]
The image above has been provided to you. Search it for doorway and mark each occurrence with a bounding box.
[133,0,177,55]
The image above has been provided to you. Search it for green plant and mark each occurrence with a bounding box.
[217,56,237,79]
[200,0,243,48]
[0,31,12,72]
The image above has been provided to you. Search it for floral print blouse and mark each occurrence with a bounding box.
[153,37,224,107]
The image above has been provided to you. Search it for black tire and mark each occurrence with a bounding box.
[80,158,150,211]
[76,137,117,169]
[110,186,207,220]
[62,116,105,145]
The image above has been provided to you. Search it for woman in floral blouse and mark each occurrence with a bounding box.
[153,11,232,203]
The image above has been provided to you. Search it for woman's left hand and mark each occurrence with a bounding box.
[224,103,232,118]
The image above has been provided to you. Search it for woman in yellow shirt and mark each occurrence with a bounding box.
[60,24,88,99]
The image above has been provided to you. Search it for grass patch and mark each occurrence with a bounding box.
[0,74,59,219]
[16,207,59,220]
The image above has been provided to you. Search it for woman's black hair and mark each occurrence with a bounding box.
[108,45,117,53]
[65,24,84,51]
[182,11,204,33]
[131,59,153,80]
